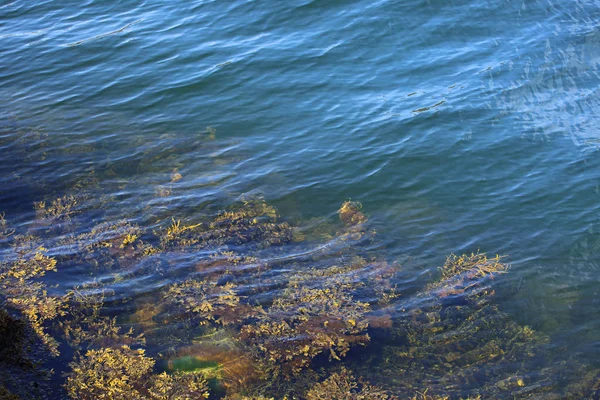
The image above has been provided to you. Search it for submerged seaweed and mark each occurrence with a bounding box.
[239,284,371,376]
[67,345,210,400]
[304,368,393,400]
[0,131,599,400]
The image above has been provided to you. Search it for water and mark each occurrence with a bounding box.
[2,0,600,398]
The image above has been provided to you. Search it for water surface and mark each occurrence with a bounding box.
[2,0,600,397]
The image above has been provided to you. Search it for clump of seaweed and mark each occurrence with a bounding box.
[287,257,400,308]
[350,252,600,399]
[0,235,65,356]
[304,367,393,400]
[240,284,370,376]
[5,177,600,400]
[34,195,78,225]
[432,253,509,285]
[60,287,145,351]
[0,224,67,398]
[67,346,153,400]
[58,219,156,272]
[66,345,210,400]
[34,194,80,228]
[338,201,367,227]
[78,220,145,256]
[159,198,293,251]
[404,252,509,317]
[163,279,243,326]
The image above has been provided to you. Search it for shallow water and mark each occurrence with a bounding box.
[2,0,600,398]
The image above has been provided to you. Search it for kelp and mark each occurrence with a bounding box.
[0,221,68,398]
[338,201,367,227]
[60,287,145,351]
[57,220,153,271]
[34,194,80,229]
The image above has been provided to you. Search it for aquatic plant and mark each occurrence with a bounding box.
[0,235,65,356]
[287,257,400,308]
[77,220,145,255]
[240,284,370,375]
[338,201,367,227]
[427,253,509,297]
[164,279,243,326]
[67,346,154,399]
[60,287,145,351]
[349,252,600,398]
[159,198,293,251]
[57,219,155,272]
[3,180,600,400]
[304,367,393,400]
[66,345,210,400]
[34,194,80,228]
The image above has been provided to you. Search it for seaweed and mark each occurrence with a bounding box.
[0,235,65,356]
[158,199,293,251]
[338,201,367,227]
[304,367,393,400]
[60,287,145,351]
[66,345,210,400]
[240,284,371,376]
[34,194,80,229]
[2,180,600,400]
[163,279,242,326]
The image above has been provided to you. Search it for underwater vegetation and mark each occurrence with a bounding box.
[239,283,371,376]
[0,191,598,399]
[304,367,393,400]
[0,121,599,399]
[0,235,64,357]
[67,345,210,400]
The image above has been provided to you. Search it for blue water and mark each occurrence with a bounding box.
[2,0,600,397]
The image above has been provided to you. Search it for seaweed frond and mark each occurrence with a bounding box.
[305,368,393,400]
